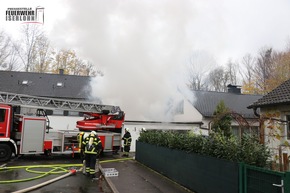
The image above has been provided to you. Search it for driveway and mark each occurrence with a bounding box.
[0,155,112,193]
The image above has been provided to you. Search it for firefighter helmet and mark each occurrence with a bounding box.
[91,131,97,136]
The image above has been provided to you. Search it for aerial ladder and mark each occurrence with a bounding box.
[0,91,125,161]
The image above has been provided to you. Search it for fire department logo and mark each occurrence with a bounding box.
[5,6,45,24]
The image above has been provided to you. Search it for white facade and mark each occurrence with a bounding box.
[260,105,290,161]
[174,99,203,122]
[47,116,83,131]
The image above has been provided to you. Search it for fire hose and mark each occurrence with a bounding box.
[12,169,77,193]
[0,157,132,192]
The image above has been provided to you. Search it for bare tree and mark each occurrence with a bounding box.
[240,47,290,94]
[0,30,20,70]
[253,47,274,93]
[5,48,19,71]
[270,50,290,87]
[51,49,99,76]
[239,54,259,94]
[83,61,99,76]
[0,30,21,70]
[69,57,84,75]
[32,35,52,73]
[15,24,44,72]
[240,54,255,83]
[187,51,215,90]
[208,67,225,92]
[51,49,77,74]
[225,59,238,85]
[0,31,10,68]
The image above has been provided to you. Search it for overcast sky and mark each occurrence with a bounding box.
[1,0,290,121]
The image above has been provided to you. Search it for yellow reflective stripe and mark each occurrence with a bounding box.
[84,151,97,154]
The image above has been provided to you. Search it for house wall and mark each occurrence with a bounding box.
[200,116,259,137]
[174,99,203,122]
[260,105,290,161]
[48,116,83,131]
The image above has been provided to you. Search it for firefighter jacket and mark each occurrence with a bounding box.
[83,134,102,155]
[122,132,132,146]
[78,132,85,153]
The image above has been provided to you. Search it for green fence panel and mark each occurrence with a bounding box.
[136,141,240,193]
[285,172,290,193]
[135,141,290,193]
[243,164,286,193]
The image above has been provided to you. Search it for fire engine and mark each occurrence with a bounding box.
[0,91,125,162]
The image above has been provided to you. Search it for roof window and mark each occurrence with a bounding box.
[56,82,64,87]
[21,80,29,85]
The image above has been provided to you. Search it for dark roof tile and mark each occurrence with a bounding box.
[0,71,92,100]
[248,79,290,108]
[193,90,262,118]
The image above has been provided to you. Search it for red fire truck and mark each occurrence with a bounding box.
[0,91,125,162]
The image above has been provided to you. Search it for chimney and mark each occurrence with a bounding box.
[227,84,241,94]
[59,69,64,75]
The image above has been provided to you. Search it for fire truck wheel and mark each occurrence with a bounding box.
[0,143,12,162]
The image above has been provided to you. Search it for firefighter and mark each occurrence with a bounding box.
[79,132,90,174]
[122,128,132,157]
[83,130,102,178]
[78,132,85,162]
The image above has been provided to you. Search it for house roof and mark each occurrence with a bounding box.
[0,70,92,100]
[248,78,290,109]
[192,90,262,118]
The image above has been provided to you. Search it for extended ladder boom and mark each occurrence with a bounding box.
[0,91,121,114]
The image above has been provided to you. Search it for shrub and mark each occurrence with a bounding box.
[138,130,270,168]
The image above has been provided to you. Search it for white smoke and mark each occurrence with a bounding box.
[49,0,290,121]
[51,0,211,121]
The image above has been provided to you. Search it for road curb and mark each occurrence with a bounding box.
[99,165,119,193]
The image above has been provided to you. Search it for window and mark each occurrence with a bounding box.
[53,109,64,115]
[68,111,80,116]
[22,80,28,85]
[56,82,64,87]
[175,100,184,114]
[50,109,82,117]
[0,109,6,122]
[232,126,259,137]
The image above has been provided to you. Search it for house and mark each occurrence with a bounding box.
[174,85,263,136]
[0,70,94,130]
[247,78,290,159]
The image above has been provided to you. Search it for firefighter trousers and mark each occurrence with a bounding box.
[85,153,98,176]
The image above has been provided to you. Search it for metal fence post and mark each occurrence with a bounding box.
[284,172,290,193]
[239,162,244,193]
[243,163,248,193]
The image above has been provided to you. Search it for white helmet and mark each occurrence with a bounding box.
[125,128,129,132]
[91,131,97,136]
[83,133,89,139]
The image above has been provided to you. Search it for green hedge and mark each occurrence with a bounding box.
[138,130,270,168]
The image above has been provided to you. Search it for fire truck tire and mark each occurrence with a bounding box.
[0,143,12,162]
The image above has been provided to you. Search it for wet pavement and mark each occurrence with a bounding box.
[0,153,194,193]
[101,155,193,193]
[0,155,112,193]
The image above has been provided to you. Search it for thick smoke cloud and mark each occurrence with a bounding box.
[52,0,206,121]
[50,0,290,121]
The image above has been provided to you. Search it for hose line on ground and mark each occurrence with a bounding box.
[0,157,133,184]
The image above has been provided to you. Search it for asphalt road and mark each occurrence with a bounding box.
[0,154,112,193]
